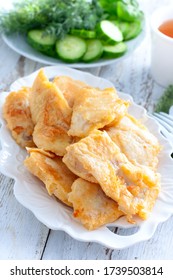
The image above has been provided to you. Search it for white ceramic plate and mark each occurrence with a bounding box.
[0,66,173,249]
[2,22,146,68]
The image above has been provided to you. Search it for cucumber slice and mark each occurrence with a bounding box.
[27,29,56,56]
[82,39,103,62]
[112,20,142,41]
[103,42,127,58]
[123,21,142,40]
[111,20,130,38]
[97,20,123,44]
[70,29,96,39]
[56,35,87,63]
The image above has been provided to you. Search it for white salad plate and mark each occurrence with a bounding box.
[2,20,146,68]
[0,66,173,249]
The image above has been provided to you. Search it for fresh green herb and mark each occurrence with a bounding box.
[0,0,103,38]
[98,0,142,21]
[154,85,173,113]
[117,1,143,22]
[98,0,119,15]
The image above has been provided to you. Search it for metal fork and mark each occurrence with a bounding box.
[150,112,173,144]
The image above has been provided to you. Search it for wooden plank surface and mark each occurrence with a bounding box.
[0,174,50,259]
[0,0,173,260]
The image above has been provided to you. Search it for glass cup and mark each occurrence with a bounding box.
[150,6,173,87]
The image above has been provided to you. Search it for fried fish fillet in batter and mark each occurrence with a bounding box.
[106,114,161,170]
[30,69,72,156]
[68,87,129,137]
[24,148,77,206]
[127,184,159,220]
[53,76,88,108]
[63,130,160,221]
[3,87,35,148]
[68,178,124,230]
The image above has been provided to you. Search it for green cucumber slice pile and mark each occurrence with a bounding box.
[27,17,143,63]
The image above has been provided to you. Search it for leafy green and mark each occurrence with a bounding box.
[154,85,173,113]
[98,0,142,20]
[98,0,119,15]
[0,0,103,38]
[117,1,142,22]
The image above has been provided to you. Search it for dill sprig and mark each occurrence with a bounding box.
[155,85,173,113]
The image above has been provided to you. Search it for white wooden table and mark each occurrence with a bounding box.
[1,0,173,260]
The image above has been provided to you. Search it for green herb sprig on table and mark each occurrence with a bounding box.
[0,0,103,38]
[154,85,173,113]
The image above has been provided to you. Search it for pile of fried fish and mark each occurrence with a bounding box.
[3,69,161,230]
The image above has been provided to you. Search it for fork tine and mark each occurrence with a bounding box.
[156,112,173,121]
[153,114,173,134]
[153,113,173,128]
[148,113,173,147]
[158,125,173,144]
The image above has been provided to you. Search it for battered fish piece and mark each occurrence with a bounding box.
[53,76,88,108]
[127,184,160,220]
[63,130,160,220]
[30,70,72,156]
[68,178,124,230]
[106,114,161,170]
[3,87,35,148]
[68,87,129,137]
[24,148,77,206]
